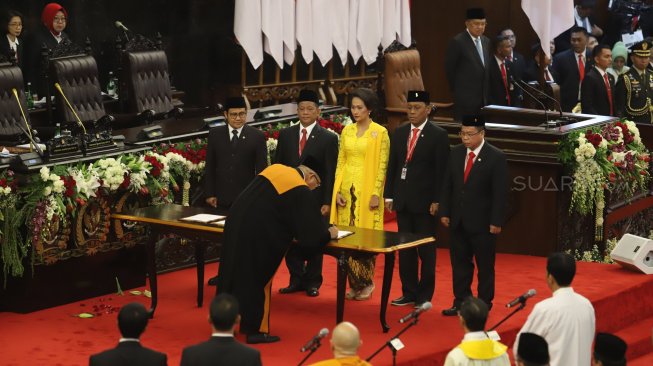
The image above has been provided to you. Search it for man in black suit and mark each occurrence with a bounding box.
[445,8,491,121]
[581,44,616,116]
[440,116,509,316]
[384,91,449,308]
[488,35,522,107]
[276,89,338,297]
[89,302,167,366]
[523,43,558,83]
[553,27,593,112]
[205,96,267,285]
[555,0,603,53]
[180,293,261,366]
[500,28,527,81]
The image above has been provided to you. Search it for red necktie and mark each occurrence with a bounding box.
[299,128,307,156]
[500,62,511,106]
[406,128,420,162]
[578,54,585,82]
[464,151,475,183]
[633,15,640,32]
[603,73,614,116]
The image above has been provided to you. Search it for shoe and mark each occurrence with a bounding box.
[355,284,375,301]
[246,333,281,344]
[345,289,359,300]
[391,296,415,306]
[306,288,319,297]
[279,284,304,294]
[441,306,458,316]
[207,275,219,286]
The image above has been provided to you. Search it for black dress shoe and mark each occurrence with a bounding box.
[246,333,281,344]
[279,284,304,294]
[306,288,319,297]
[391,296,415,306]
[207,275,219,286]
[441,306,459,316]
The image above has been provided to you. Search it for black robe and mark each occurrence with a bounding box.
[217,164,331,334]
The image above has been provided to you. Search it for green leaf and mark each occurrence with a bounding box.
[144,290,152,298]
[76,312,94,318]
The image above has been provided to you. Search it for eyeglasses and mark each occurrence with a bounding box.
[53,17,67,23]
[8,23,22,27]
[228,112,247,119]
[458,130,483,138]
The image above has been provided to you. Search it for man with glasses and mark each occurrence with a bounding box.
[205,96,266,285]
[384,90,449,308]
[276,89,338,298]
[440,115,508,316]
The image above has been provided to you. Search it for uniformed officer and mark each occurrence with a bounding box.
[615,40,653,123]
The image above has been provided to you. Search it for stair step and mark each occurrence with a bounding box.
[608,316,653,361]
[630,351,653,366]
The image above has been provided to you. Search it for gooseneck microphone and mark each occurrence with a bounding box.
[114,21,129,32]
[510,76,549,124]
[398,301,432,323]
[300,328,329,352]
[506,289,536,308]
[517,79,564,119]
[54,83,87,135]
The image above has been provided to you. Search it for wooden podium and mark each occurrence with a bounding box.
[435,106,652,256]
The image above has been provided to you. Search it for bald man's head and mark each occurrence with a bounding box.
[331,322,362,356]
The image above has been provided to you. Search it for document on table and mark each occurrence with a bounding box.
[209,220,226,227]
[179,214,226,223]
[337,230,353,239]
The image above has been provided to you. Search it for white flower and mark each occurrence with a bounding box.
[43,186,52,196]
[599,139,608,149]
[52,178,65,193]
[2,186,10,195]
[40,166,50,181]
[612,152,626,163]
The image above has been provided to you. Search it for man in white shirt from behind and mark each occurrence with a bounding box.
[515,252,596,366]
[444,297,510,366]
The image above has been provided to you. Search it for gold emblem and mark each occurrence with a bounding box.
[644,42,649,50]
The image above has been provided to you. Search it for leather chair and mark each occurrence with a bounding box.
[0,63,32,145]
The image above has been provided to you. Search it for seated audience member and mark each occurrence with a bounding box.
[0,10,24,67]
[524,43,557,83]
[607,42,630,80]
[593,333,627,366]
[514,252,595,366]
[180,293,262,366]
[89,302,167,366]
[308,322,372,366]
[515,333,550,366]
[443,297,510,366]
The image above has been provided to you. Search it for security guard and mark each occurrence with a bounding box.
[615,40,653,123]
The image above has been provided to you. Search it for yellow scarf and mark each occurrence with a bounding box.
[457,339,508,360]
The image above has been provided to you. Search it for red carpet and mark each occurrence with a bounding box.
[1,229,652,365]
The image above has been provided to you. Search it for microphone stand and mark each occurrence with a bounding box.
[366,316,420,366]
[511,77,549,125]
[297,340,324,366]
[488,301,527,332]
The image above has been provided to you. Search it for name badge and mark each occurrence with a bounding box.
[401,167,407,180]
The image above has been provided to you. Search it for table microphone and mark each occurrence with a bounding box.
[11,88,43,156]
[398,301,432,323]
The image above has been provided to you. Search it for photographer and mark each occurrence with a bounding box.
[604,0,653,47]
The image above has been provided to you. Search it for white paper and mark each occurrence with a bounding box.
[209,220,226,227]
[622,30,644,49]
[337,230,354,239]
[180,214,226,223]
[15,143,47,151]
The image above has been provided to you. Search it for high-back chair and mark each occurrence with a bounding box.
[0,62,32,145]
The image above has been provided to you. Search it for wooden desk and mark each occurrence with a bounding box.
[112,204,435,332]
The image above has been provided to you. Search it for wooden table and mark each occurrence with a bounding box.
[112,204,435,332]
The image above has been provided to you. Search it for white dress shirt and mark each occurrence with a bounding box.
[228,125,244,139]
[298,121,317,141]
[514,287,596,366]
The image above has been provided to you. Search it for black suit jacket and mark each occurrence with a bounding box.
[204,124,267,208]
[0,37,24,69]
[555,17,599,53]
[553,49,593,112]
[274,122,338,206]
[385,120,450,214]
[581,67,615,116]
[440,142,509,234]
[523,62,558,83]
[487,56,521,107]
[180,336,262,366]
[89,341,167,366]
[445,31,491,120]
[510,51,527,82]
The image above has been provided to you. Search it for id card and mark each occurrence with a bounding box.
[401,167,407,180]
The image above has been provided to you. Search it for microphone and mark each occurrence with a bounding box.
[54,83,87,135]
[300,328,329,352]
[11,88,43,156]
[517,80,564,119]
[510,77,549,124]
[114,21,130,32]
[398,301,432,323]
[506,289,536,308]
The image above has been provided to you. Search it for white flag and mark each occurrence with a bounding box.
[348,0,362,64]
[312,0,333,66]
[332,0,350,66]
[262,0,284,68]
[522,0,574,58]
[358,0,382,64]
[281,0,296,65]
[234,0,263,69]
[398,0,411,47]
[381,0,399,49]
[296,0,313,64]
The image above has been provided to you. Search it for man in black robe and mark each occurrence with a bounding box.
[217,163,339,344]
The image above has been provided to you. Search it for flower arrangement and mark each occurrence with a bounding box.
[566,237,617,264]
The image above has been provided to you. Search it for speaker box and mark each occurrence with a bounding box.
[610,234,653,275]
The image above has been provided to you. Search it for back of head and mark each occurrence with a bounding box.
[331,322,361,356]
[210,293,239,331]
[546,252,576,286]
[459,297,488,332]
[118,302,149,338]
[594,333,627,366]
[517,332,550,366]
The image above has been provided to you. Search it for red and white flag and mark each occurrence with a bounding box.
[522,0,574,57]
[333,0,350,66]
[296,0,313,64]
[281,0,296,65]
[234,0,263,69]
[358,0,382,64]
[312,0,333,66]
[262,0,284,68]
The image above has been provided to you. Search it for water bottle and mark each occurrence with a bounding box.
[26,82,34,108]
[55,123,61,138]
[107,72,117,97]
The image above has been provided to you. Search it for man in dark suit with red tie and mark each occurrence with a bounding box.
[205,96,267,286]
[553,27,593,112]
[385,90,449,308]
[440,116,509,316]
[276,89,338,297]
[581,44,615,116]
[180,294,262,366]
[488,35,522,107]
[445,8,491,121]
